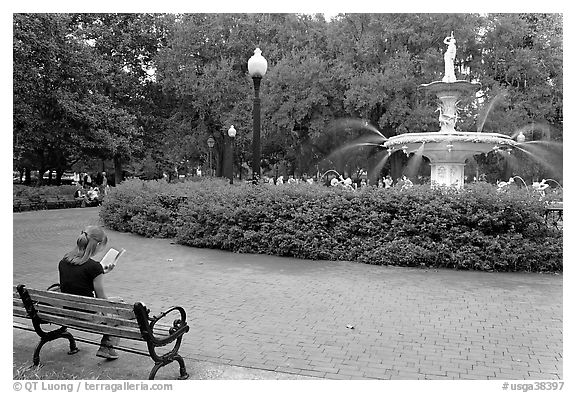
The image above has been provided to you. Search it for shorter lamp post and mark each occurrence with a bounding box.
[226,125,237,184]
[207,136,215,176]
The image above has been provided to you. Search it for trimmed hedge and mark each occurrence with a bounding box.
[13,184,79,199]
[100,178,562,272]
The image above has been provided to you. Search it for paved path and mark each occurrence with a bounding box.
[13,208,563,380]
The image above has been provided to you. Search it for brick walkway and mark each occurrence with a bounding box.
[13,208,563,380]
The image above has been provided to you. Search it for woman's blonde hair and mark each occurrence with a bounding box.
[64,226,108,265]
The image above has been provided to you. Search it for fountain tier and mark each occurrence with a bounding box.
[384,131,518,187]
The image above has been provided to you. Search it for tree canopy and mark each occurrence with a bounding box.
[13,13,563,184]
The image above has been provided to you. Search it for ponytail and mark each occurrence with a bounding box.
[63,226,108,265]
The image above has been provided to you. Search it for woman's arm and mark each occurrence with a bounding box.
[93,274,108,299]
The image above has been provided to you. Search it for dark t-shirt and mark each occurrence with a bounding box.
[58,257,104,297]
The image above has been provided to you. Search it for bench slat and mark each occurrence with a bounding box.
[13,307,29,319]
[68,330,149,357]
[14,298,26,307]
[35,312,144,341]
[35,304,140,329]
[25,288,135,310]
[30,294,135,320]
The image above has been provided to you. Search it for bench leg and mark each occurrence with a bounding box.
[175,355,189,380]
[148,356,189,380]
[32,327,79,366]
[32,339,48,366]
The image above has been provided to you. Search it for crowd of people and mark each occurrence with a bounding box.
[73,171,110,207]
[260,172,415,191]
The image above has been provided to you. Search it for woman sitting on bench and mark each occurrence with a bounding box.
[58,226,120,360]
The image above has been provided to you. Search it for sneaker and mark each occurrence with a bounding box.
[96,346,119,360]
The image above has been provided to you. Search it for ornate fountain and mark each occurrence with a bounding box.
[383,33,518,188]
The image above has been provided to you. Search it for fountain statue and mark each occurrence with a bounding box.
[382,33,518,188]
[442,32,457,83]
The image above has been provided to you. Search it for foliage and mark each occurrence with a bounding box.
[13,184,79,199]
[13,13,170,184]
[14,13,563,185]
[100,179,562,272]
[153,13,563,180]
[13,14,143,184]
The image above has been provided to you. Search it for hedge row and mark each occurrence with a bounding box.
[99,178,563,272]
[13,184,78,199]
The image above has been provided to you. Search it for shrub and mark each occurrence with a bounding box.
[13,184,78,199]
[13,184,82,211]
[100,178,562,272]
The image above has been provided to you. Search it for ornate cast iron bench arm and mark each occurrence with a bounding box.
[133,302,190,380]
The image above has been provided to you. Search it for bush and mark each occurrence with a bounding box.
[100,178,562,272]
[13,184,78,199]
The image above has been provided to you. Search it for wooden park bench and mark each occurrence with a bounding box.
[13,284,190,380]
[13,196,42,212]
[43,195,87,209]
[55,194,84,209]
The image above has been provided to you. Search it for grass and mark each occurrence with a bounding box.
[13,361,102,380]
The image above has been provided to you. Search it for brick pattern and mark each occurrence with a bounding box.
[13,208,563,380]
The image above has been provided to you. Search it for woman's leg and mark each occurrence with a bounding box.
[96,297,125,359]
[96,335,119,359]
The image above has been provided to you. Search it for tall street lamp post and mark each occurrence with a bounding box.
[207,136,215,176]
[247,48,267,184]
[226,125,237,184]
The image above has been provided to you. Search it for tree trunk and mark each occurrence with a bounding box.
[215,148,223,177]
[114,155,123,185]
[56,168,64,185]
[24,168,31,185]
[36,166,45,186]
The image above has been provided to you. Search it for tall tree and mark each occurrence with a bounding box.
[69,13,173,183]
[13,13,139,185]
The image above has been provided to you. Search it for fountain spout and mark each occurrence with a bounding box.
[511,176,529,192]
[544,179,563,190]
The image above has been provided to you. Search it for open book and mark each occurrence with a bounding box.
[100,248,126,270]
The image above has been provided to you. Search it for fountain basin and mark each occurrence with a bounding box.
[383,132,518,187]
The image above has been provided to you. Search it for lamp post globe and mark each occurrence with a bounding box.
[248,48,268,77]
[248,48,267,184]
